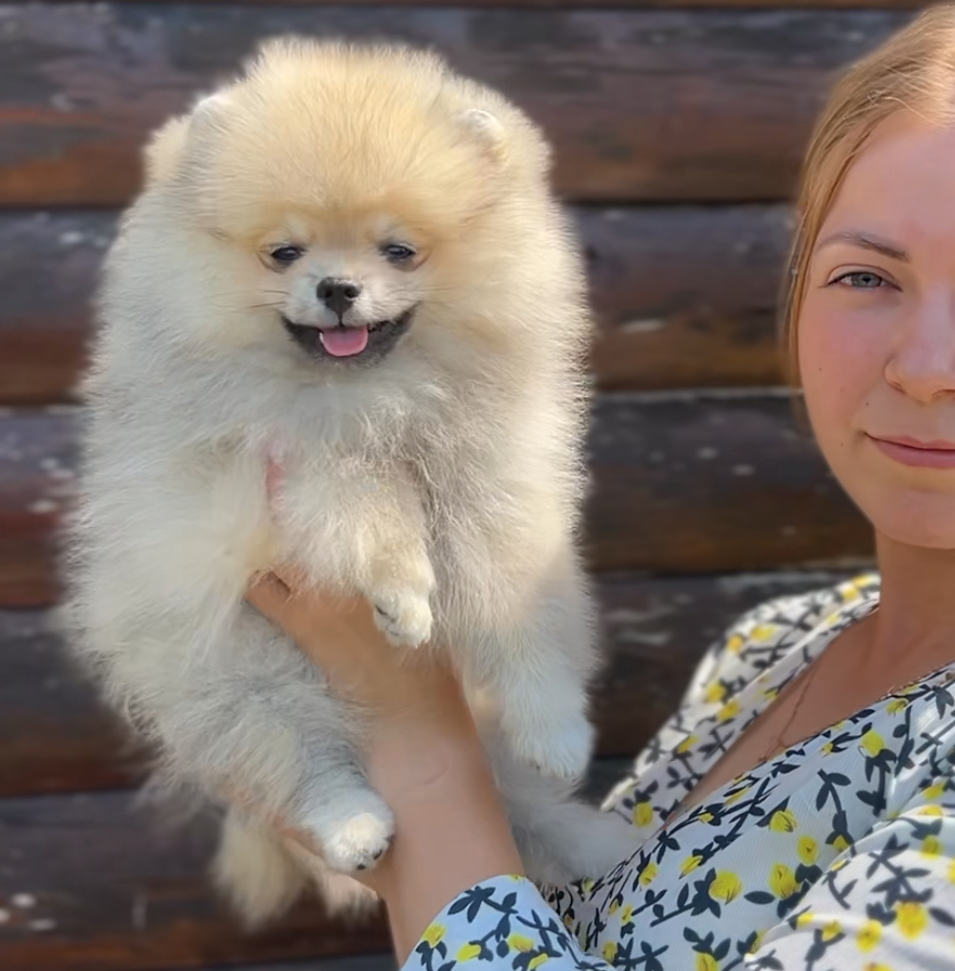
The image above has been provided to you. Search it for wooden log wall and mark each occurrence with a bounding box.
[0,1,905,969]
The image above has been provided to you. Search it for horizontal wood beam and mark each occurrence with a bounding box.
[0,571,853,798]
[0,206,793,405]
[0,6,912,206]
[0,398,872,607]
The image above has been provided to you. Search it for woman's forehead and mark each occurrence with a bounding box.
[819,112,955,252]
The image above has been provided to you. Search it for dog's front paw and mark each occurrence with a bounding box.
[372,588,433,647]
[302,794,395,874]
[508,710,594,781]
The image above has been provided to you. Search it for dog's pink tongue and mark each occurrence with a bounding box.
[320,326,369,357]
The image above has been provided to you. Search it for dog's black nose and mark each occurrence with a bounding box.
[317,278,362,317]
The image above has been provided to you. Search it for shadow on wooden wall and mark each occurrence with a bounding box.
[0,2,900,968]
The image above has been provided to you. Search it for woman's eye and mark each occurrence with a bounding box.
[380,242,417,264]
[270,245,304,265]
[831,270,888,289]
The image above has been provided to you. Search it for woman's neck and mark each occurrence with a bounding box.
[870,531,955,675]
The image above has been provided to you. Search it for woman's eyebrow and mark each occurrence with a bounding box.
[815,229,909,262]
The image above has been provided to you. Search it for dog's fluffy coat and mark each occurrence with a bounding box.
[63,39,630,924]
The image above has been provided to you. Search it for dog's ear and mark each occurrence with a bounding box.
[188,92,233,141]
[142,92,232,187]
[458,108,509,165]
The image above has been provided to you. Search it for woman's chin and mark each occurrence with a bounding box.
[860,488,955,550]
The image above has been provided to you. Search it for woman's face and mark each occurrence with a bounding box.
[800,111,955,548]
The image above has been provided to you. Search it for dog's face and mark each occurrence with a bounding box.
[251,211,430,366]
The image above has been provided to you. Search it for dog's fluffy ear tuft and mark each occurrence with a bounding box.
[458,108,509,165]
[142,93,233,187]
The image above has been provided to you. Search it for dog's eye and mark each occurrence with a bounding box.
[270,245,305,266]
[380,242,416,264]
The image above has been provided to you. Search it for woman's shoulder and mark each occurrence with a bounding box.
[681,572,881,708]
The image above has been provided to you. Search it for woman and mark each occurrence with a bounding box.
[247,7,955,969]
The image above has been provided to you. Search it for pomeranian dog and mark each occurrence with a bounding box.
[63,38,630,925]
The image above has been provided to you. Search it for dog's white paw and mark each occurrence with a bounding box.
[304,801,396,874]
[509,712,594,780]
[372,588,433,647]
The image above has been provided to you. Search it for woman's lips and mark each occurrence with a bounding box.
[868,433,955,469]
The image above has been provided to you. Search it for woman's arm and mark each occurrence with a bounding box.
[246,570,524,961]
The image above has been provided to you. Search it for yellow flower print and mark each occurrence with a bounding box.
[922,835,942,857]
[704,681,727,704]
[717,700,741,722]
[422,924,446,947]
[620,904,634,925]
[727,634,745,654]
[915,804,945,817]
[677,736,699,755]
[762,685,780,701]
[796,911,815,929]
[798,835,818,865]
[863,965,893,971]
[886,698,908,715]
[832,834,851,852]
[696,954,719,971]
[608,899,619,916]
[581,878,595,893]
[725,785,751,806]
[948,859,955,884]
[699,811,716,824]
[562,912,574,928]
[769,863,798,899]
[528,956,549,971]
[633,801,654,827]
[923,781,947,800]
[896,901,928,939]
[751,624,778,642]
[769,809,798,833]
[709,871,744,904]
[457,944,483,962]
[821,742,835,756]
[821,920,842,942]
[857,920,882,952]
[508,934,535,953]
[639,864,658,888]
[603,941,618,963]
[860,730,886,757]
[681,855,704,877]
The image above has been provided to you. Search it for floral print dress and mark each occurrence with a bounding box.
[403,575,955,971]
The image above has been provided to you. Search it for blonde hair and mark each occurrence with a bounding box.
[782,4,955,383]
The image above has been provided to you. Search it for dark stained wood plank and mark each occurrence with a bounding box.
[0,6,912,206]
[0,571,856,796]
[0,609,143,796]
[30,0,932,7]
[0,206,792,405]
[582,206,791,391]
[0,791,391,971]
[0,397,873,607]
[588,391,874,574]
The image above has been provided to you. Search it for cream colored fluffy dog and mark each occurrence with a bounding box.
[64,39,629,924]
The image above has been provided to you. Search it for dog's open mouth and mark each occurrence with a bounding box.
[282,307,416,362]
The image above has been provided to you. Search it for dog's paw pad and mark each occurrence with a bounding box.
[319,811,395,874]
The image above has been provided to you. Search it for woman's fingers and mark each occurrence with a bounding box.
[245,570,295,621]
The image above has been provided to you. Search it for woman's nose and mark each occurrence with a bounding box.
[885,292,955,403]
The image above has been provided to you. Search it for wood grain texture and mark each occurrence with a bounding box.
[0,206,792,405]
[0,5,911,206]
[30,0,932,6]
[0,790,391,971]
[0,398,872,607]
[0,571,852,797]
